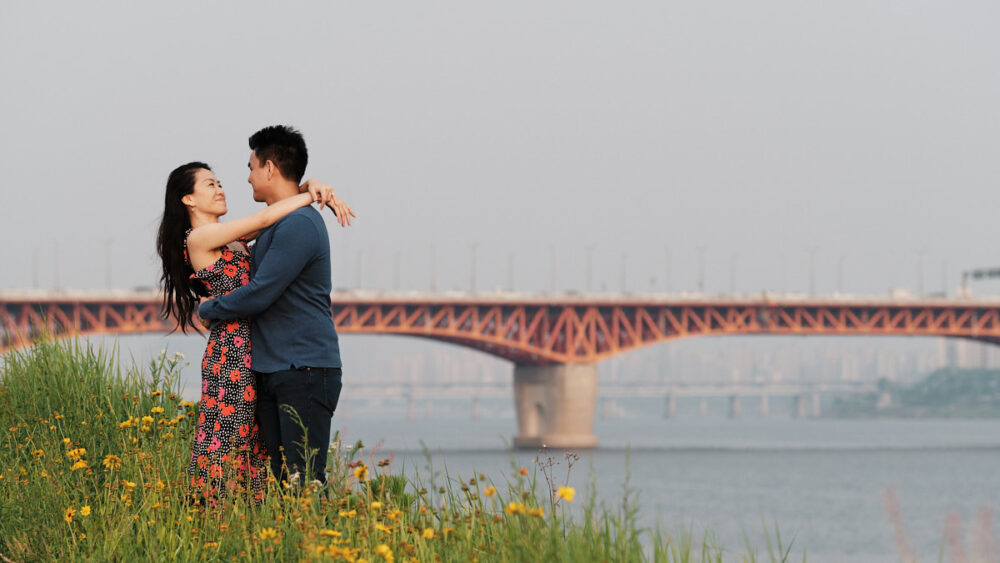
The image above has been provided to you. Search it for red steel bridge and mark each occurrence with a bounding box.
[6,289,998,447]
[3,289,1000,359]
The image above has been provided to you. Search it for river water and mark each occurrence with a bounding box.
[94,335,1000,561]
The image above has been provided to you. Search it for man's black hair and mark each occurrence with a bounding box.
[249,125,308,183]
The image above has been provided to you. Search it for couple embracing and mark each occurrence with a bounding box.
[156,125,354,504]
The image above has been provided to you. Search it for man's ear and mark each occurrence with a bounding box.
[265,160,275,180]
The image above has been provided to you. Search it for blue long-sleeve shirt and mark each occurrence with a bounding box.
[198,207,342,373]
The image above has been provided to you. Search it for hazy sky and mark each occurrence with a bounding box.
[2,0,999,297]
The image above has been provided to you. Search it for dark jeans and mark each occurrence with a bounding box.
[255,367,342,486]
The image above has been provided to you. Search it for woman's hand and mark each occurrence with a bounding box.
[326,194,356,227]
[301,179,335,210]
[299,179,357,227]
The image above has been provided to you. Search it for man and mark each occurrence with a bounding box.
[199,125,352,486]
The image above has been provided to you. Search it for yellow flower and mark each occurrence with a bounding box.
[422,527,435,540]
[122,480,137,490]
[151,407,165,414]
[370,501,382,510]
[556,486,576,502]
[338,509,357,518]
[66,448,86,460]
[49,425,57,431]
[80,506,91,516]
[161,432,174,440]
[442,527,456,538]
[375,523,392,533]
[62,438,71,444]
[71,460,88,471]
[505,501,526,515]
[141,416,154,425]
[375,544,393,561]
[320,529,341,537]
[151,390,162,397]
[353,464,368,481]
[181,401,195,407]
[40,470,49,478]
[258,527,278,540]
[387,509,403,521]
[64,507,75,523]
[203,541,219,548]
[528,506,545,517]
[483,486,497,497]
[31,449,44,458]
[103,454,122,470]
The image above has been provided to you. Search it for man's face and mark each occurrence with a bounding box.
[247,151,269,202]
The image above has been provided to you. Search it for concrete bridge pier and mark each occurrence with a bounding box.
[729,395,742,418]
[795,394,808,418]
[760,393,769,417]
[665,391,676,419]
[513,363,599,449]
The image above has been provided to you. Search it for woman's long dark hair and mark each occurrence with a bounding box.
[156,162,211,333]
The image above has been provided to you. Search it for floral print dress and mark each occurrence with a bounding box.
[185,234,267,503]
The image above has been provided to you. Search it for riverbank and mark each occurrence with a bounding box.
[0,339,798,561]
[829,368,1000,418]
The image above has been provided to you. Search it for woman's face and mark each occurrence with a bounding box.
[182,168,227,217]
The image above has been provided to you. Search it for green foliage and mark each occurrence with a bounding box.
[0,338,797,561]
[830,367,1000,418]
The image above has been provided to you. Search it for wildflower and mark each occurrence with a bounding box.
[422,527,435,540]
[442,527,456,538]
[203,541,219,548]
[556,486,576,502]
[505,501,526,515]
[370,501,382,510]
[49,425,56,431]
[483,486,497,497]
[141,416,154,425]
[103,455,122,470]
[528,506,545,517]
[181,401,195,408]
[354,463,368,481]
[258,527,278,540]
[62,438,70,444]
[518,467,528,476]
[40,469,49,478]
[339,509,357,518]
[387,509,403,521]
[71,460,88,471]
[64,507,75,523]
[31,449,44,458]
[320,529,341,537]
[122,480,137,490]
[80,506,91,516]
[161,432,174,440]
[375,523,392,533]
[375,544,394,562]
[151,407,165,414]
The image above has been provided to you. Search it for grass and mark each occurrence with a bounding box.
[0,337,800,561]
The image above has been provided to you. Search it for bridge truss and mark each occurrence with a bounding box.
[4,292,1000,363]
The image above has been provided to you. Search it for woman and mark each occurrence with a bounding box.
[156,161,347,504]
